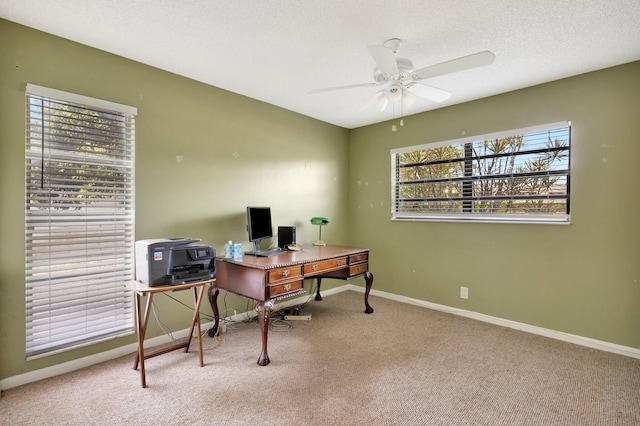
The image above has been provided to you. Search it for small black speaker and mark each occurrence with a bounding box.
[277,226,296,248]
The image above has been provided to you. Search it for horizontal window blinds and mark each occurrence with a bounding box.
[391,122,571,223]
[25,85,136,358]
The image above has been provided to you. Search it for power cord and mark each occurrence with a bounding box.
[155,277,319,340]
[153,295,223,351]
[151,300,179,342]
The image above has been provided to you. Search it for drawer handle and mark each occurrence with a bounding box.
[336,260,342,266]
[355,255,361,261]
[283,270,290,277]
[284,284,291,291]
[311,265,317,271]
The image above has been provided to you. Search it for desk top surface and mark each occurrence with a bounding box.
[218,245,369,270]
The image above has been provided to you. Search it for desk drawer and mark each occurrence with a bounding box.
[268,266,302,283]
[349,263,368,276]
[267,280,303,298]
[349,252,368,264]
[304,256,348,275]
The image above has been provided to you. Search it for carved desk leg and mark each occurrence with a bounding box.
[207,287,220,337]
[315,277,323,301]
[364,271,374,314]
[256,300,274,366]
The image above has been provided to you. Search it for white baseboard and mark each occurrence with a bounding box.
[344,284,640,360]
[3,284,638,391]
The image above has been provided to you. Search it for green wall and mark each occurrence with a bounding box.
[1,18,639,383]
[348,61,640,349]
[0,20,350,379]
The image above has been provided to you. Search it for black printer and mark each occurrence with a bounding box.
[135,238,216,286]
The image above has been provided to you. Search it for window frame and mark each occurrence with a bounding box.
[391,122,571,224]
[25,84,137,359]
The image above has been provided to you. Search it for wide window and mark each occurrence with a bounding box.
[391,122,571,223]
[25,84,136,358]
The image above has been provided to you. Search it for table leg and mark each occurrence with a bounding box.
[315,277,323,301]
[184,286,205,360]
[133,292,154,388]
[185,284,206,367]
[133,293,141,371]
[207,287,220,337]
[364,271,374,314]
[255,300,274,366]
[184,287,200,352]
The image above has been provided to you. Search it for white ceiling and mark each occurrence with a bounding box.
[2,0,640,129]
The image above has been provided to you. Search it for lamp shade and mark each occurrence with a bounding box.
[310,217,329,225]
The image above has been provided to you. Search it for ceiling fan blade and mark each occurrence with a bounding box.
[410,50,495,81]
[406,83,452,102]
[309,82,379,94]
[367,45,399,76]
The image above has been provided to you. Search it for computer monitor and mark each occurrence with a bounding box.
[246,206,273,254]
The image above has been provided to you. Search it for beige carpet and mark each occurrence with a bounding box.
[1,290,639,425]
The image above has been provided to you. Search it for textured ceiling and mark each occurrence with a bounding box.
[2,0,640,129]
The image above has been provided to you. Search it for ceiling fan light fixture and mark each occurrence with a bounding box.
[402,89,416,108]
[385,83,403,102]
[372,91,389,111]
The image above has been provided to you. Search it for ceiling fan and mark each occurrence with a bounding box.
[310,38,495,111]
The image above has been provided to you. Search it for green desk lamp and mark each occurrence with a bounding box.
[310,217,329,246]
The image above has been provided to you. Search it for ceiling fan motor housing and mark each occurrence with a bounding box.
[373,57,414,84]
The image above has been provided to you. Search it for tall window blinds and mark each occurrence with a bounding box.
[25,84,137,358]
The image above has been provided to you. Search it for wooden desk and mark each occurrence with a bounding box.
[207,245,373,366]
[127,279,214,388]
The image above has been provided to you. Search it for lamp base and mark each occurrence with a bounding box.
[313,240,326,246]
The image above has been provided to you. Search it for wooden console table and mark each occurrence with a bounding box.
[207,245,373,366]
[127,279,214,388]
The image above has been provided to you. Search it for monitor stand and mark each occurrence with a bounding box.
[245,241,284,257]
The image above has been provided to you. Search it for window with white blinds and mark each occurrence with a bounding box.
[391,122,571,223]
[25,84,136,358]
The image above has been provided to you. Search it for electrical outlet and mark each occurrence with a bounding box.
[460,286,469,299]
